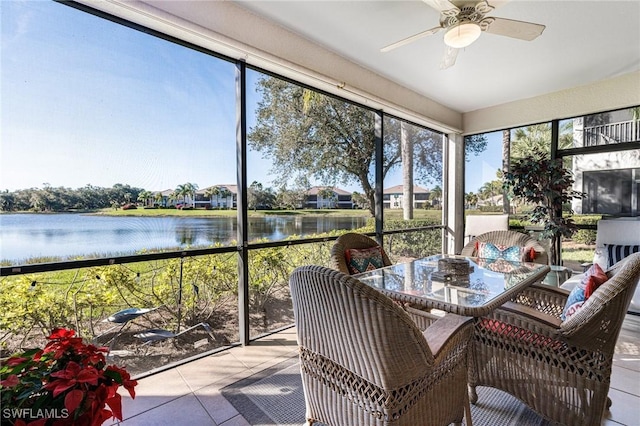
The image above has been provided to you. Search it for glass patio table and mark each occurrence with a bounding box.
[354,254,550,317]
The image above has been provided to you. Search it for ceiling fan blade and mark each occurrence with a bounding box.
[422,0,459,16]
[483,17,545,41]
[380,26,442,52]
[440,46,459,69]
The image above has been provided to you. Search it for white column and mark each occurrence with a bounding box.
[445,133,465,255]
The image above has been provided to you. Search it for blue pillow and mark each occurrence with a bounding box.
[476,242,526,262]
[606,244,640,268]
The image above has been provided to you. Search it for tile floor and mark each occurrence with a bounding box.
[111,316,640,425]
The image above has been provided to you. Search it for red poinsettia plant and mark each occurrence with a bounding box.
[0,328,137,426]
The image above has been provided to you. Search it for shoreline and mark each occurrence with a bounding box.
[1,208,373,219]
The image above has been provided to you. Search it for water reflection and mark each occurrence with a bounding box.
[0,213,367,262]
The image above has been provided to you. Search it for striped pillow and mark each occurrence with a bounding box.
[606,244,640,268]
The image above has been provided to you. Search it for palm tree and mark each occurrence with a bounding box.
[153,192,164,207]
[137,190,153,207]
[317,187,337,208]
[478,181,497,206]
[219,188,232,209]
[465,192,478,210]
[204,186,221,208]
[502,130,511,214]
[168,190,180,208]
[175,182,198,208]
[429,185,442,207]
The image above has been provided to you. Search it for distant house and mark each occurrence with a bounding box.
[195,185,238,209]
[383,185,430,209]
[305,186,353,209]
[151,189,175,207]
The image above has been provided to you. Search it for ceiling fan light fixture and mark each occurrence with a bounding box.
[443,22,481,48]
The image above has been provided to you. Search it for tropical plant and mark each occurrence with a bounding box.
[204,186,221,208]
[351,191,370,211]
[317,188,337,208]
[503,148,584,265]
[175,183,198,208]
[0,328,137,426]
[428,185,442,205]
[136,190,153,206]
[465,192,478,209]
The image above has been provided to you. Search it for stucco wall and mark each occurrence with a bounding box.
[463,72,640,135]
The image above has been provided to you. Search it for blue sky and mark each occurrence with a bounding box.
[465,131,503,193]
[1,1,245,192]
[1,1,495,195]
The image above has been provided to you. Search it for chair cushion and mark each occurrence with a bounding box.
[345,246,385,274]
[605,244,640,268]
[476,242,530,262]
[561,263,608,321]
[478,318,564,350]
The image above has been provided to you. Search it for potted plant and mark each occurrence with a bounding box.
[503,148,584,266]
[0,328,137,426]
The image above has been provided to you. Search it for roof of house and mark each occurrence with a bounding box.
[197,185,238,195]
[306,186,352,196]
[384,185,429,195]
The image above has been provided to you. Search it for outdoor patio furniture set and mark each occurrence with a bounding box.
[289,231,640,426]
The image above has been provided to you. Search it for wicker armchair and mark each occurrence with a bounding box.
[460,230,549,265]
[289,265,474,426]
[469,252,640,426]
[330,232,437,329]
[330,232,392,274]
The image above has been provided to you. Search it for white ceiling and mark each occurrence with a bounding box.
[232,0,640,113]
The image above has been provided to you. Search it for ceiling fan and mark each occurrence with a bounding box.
[381,0,545,69]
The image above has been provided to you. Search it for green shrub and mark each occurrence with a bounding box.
[478,205,503,213]
[384,219,442,258]
[572,229,597,244]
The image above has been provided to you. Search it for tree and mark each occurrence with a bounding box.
[464,134,488,160]
[275,186,306,209]
[248,181,275,211]
[502,129,511,214]
[429,185,442,207]
[317,188,337,208]
[511,123,573,160]
[137,190,153,206]
[153,191,164,207]
[248,76,485,216]
[0,190,15,211]
[219,188,232,209]
[175,182,198,208]
[465,192,478,209]
[351,191,369,210]
[204,186,221,208]
[504,148,584,265]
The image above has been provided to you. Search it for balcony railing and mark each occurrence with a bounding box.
[584,119,640,147]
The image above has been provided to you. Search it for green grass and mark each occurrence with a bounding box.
[93,207,444,219]
[561,247,595,264]
[95,208,373,218]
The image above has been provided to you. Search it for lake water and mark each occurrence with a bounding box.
[0,213,368,263]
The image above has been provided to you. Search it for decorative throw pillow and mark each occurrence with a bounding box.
[345,246,385,275]
[561,263,608,321]
[606,244,640,268]
[476,242,528,262]
[476,258,519,273]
